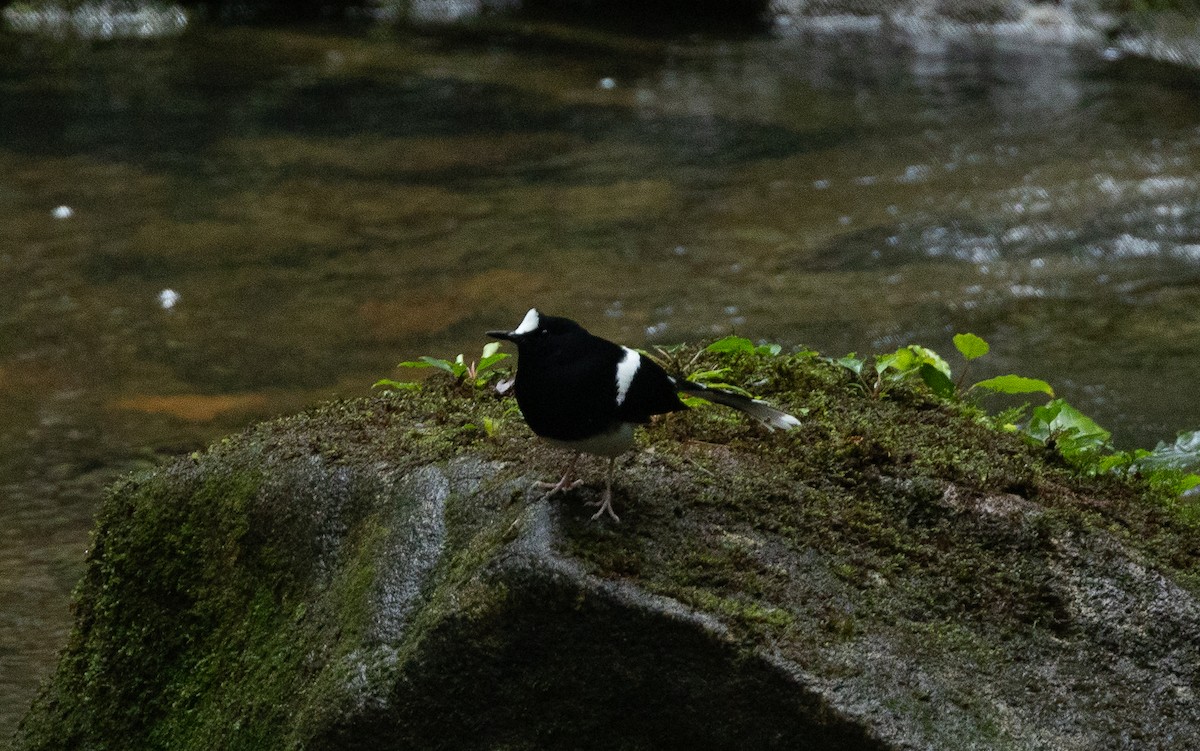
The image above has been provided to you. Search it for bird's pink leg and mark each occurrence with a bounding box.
[588,457,620,522]
[534,452,583,496]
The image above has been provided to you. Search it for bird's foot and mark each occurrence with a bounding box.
[587,489,620,523]
[534,475,583,497]
[534,454,581,498]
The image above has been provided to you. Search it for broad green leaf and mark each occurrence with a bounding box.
[398,356,470,377]
[874,350,909,375]
[954,333,990,361]
[706,336,755,355]
[973,375,1055,397]
[873,347,916,376]
[1096,452,1136,474]
[419,356,460,375]
[1057,432,1109,459]
[909,346,951,379]
[919,363,956,398]
[836,354,864,376]
[862,346,951,399]
[372,378,419,390]
[1028,399,1110,457]
[1024,402,1061,444]
[477,351,509,372]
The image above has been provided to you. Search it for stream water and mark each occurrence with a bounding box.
[3,17,1200,737]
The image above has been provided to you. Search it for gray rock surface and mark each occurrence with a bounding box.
[15,376,1200,750]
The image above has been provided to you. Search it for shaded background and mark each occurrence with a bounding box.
[4,0,1200,739]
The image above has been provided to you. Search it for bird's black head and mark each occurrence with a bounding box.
[486,308,586,349]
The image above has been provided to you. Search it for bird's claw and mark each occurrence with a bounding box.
[588,490,620,522]
[534,476,583,497]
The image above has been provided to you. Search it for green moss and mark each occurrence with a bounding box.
[17,346,1200,748]
[560,346,1199,689]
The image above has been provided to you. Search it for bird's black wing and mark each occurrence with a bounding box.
[515,334,627,440]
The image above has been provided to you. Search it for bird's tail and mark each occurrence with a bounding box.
[676,381,800,431]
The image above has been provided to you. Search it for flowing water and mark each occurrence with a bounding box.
[4,17,1200,737]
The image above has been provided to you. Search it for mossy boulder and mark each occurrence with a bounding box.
[16,352,1200,750]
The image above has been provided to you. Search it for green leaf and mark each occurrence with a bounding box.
[372,378,419,390]
[973,375,1055,397]
[1027,399,1110,457]
[835,354,864,377]
[1024,403,1059,445]
[876,345,948,379]
[706,336,755,355]
[429,356,466,376]
[909,346,951,379]
[480,417,499,437]
[919,363,956,398]
[481,341,501,359]
[953,333,990,361]
[874,350,910,376]
[477,351,509,372]
[1095,452,1136,474]
[755,343,783,356]
[397,356,460,375]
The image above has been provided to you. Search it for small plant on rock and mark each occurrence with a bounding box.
[374,342,510,391]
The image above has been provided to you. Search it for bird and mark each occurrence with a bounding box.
[487,308,800,521]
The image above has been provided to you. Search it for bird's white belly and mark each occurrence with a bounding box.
[546,423,635,457]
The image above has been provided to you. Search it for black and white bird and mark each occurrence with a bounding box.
[487,308,800,521]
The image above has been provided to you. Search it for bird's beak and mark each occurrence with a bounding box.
[486,330,514,341]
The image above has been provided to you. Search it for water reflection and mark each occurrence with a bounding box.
[3,2,188,40]
[4,19,1200,737]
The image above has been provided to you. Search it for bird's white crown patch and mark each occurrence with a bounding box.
[513,308,540,335]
